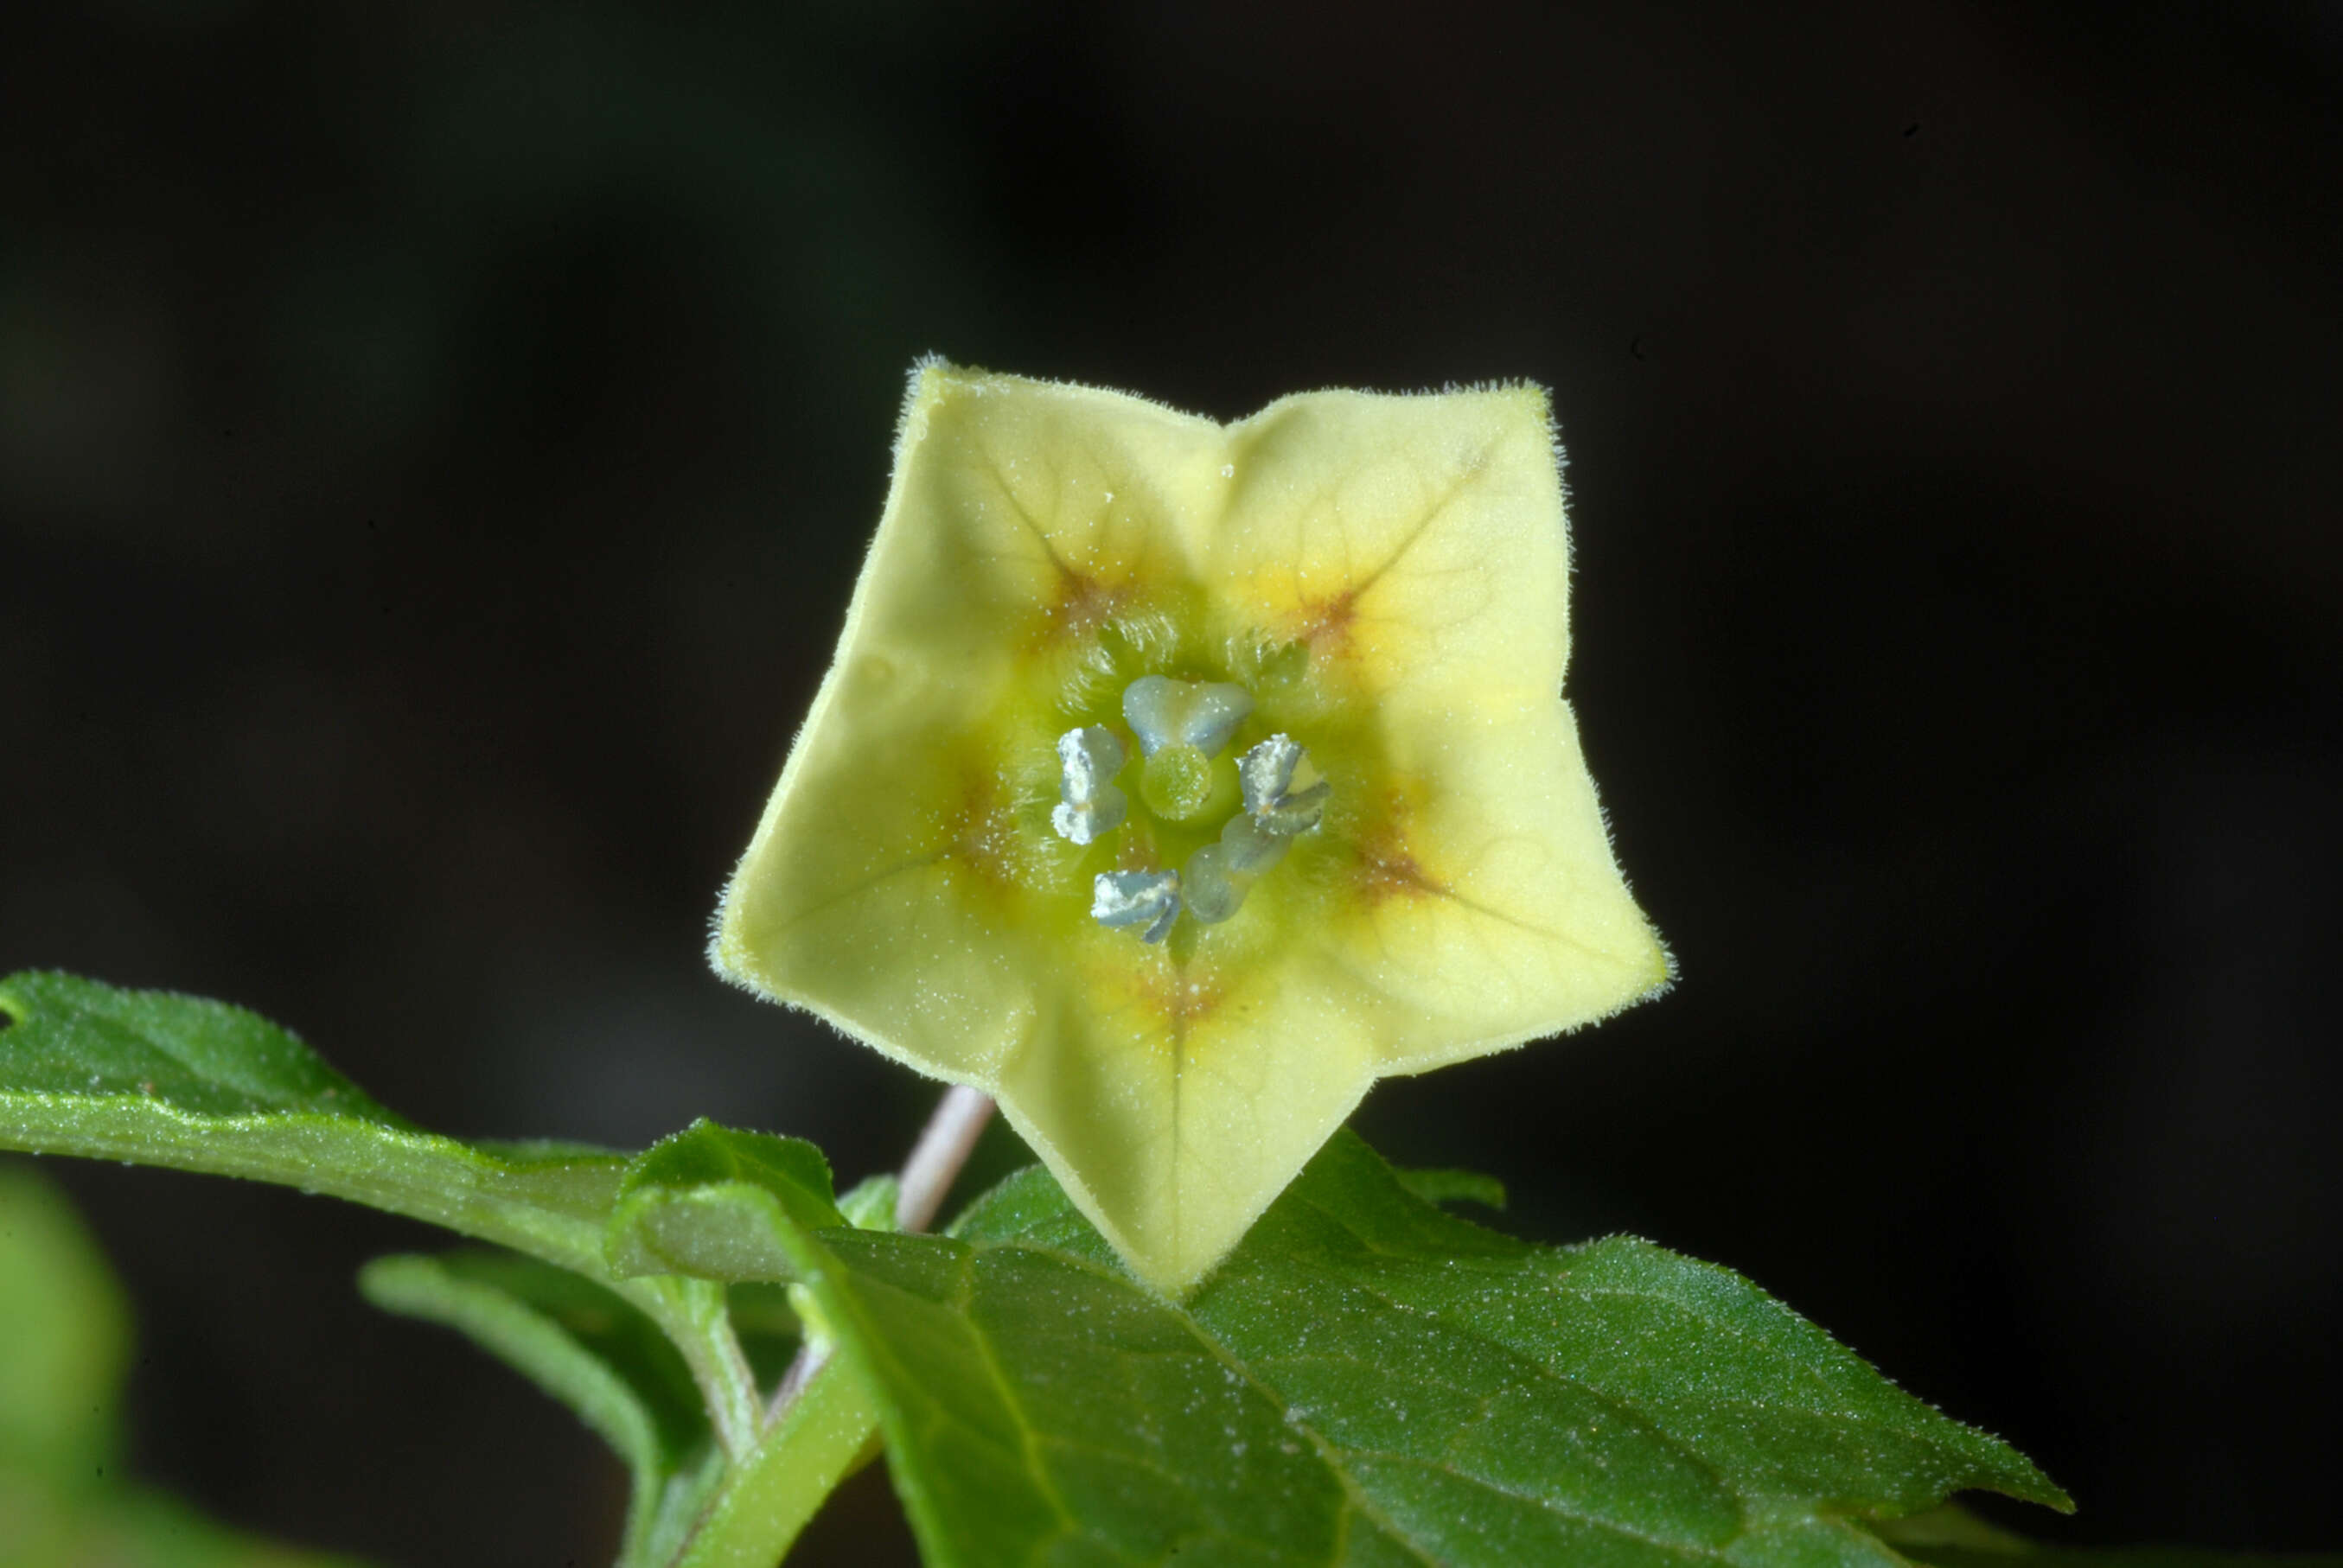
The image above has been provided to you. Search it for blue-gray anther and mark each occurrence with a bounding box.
[1121,675,1254,759]
[1050,725,1127,845]
[1092,869,1182,944]
[1181,816,1291,925]
[1237,734,1330,835]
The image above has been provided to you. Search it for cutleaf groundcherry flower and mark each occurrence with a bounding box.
[710,361,1671,1294]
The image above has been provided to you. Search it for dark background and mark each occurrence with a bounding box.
[3,2,2339,1563]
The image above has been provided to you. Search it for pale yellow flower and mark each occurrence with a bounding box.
[711,361,1670,1293]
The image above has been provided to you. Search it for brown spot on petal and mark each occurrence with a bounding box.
[1292,586,1360,659]
[1135,964,1223,1028]
[944,773,1021,887]
[1349,787,1448,905]
[1357,844,1443,902]
[1032,569,1123,647]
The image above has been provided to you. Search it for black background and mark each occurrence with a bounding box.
[3,3,2339,1564]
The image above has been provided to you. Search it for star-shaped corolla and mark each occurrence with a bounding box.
[710,361,1671,1294]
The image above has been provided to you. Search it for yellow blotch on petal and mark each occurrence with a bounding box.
[711,360,1670,1297]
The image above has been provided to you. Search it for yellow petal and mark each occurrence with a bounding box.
[1209,384,1569,709]
[872,361,1226,658]
[992,933,1388,1293]
[1321,698,1673,1074]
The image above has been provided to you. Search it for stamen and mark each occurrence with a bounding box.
[1072,698,1330,936]
[1092,869,1181,944]
[1122,675,1253,759]
[1050,726,1127,845]
[1237,734,1330,835]
[1216,812,1292,873]
[1181,816,1291,925]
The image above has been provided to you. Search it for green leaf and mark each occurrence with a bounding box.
[801,1131,2072,1568]
[359,1249,707,1469]
[0,1476,378,1567]
[358,1250,719,1568]
[605,1119,844,1284]
[591,1119,852,1460]
[584,1121,900,1567]
[0,972,628,1275]
[727,1281,808,1387]
[0,1161,130,1488]
[1392,1164,1507,1211]
[839,1172,903,1232]
[0,971,402,1122]
[0,974,787,1464]
[0,1159,374,1567]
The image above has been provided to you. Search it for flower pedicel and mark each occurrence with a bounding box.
[710,361,1671,1294]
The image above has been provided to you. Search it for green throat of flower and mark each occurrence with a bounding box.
[1053,674,1329,944]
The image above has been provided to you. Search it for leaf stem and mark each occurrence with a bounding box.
[665,1351,878,1568]
[761,1084,993,1431]
[630,1277,763,1458]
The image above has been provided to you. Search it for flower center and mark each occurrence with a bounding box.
[1140,745,1214,820]
[1050,674,1330,942]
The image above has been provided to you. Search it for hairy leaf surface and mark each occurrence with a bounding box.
[799,1132,2072,1568]
[605,1119,843,1284]
[0,972,626,1273]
